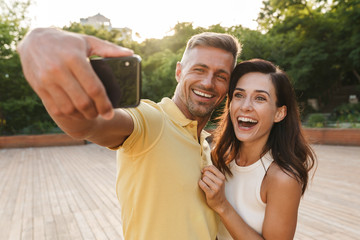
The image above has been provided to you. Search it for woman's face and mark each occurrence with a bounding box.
[229,72,286,146]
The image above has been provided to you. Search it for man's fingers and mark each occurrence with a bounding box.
[18,28,134,121]
[85,35,133,57]
[71,35,135,119]
[39,60,100,120]
[38,78,91,120]
[42,92,84,120]
[69,58,113,119]
[60,70,99,119]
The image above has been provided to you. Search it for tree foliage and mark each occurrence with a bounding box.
[0,0,59,135]
[254,0,360,106]
[1,0,360,135]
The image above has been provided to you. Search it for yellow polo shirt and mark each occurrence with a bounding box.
[115,97,217,239]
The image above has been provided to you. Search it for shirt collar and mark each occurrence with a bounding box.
[158,97,193,127]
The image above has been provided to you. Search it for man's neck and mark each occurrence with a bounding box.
[171,97,210,138]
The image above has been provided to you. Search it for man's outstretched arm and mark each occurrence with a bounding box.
[17,28,135,148]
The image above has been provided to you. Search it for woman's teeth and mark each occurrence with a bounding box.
[237,117,258,128]
[237,117,258,123]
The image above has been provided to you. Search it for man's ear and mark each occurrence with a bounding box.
[175,62,181,83]
[274,105,287,123]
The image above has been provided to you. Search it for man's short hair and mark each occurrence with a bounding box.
[184,32,242,67]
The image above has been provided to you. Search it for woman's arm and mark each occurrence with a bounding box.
[261,164,302,239]
[199,165,263,240]
[199,165,302,240]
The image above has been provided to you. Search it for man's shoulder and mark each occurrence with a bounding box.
[124,99,166,123]
[141,99,157,105]
[127,99,162,113]
[137,98,173,114]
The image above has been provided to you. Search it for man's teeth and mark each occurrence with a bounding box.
[193,90,213,98]
[237,117,258,123]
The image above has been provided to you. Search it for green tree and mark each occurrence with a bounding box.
[255,0,360,109]
[141,49,180,101]
[331,0,360,82]
[63,22,133,47]
[0,0,58,135]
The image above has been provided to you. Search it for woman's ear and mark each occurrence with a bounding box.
[274,105,287,123]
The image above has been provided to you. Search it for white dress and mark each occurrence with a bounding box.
[217,152,274,239]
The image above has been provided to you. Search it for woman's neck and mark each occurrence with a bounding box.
[236,141,267,167]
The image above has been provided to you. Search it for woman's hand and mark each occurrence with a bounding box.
[199,165,229,214]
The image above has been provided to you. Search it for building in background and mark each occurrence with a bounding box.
[80,13,132,41]
[80,13,112,30]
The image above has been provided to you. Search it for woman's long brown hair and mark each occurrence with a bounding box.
[211,59,316,194]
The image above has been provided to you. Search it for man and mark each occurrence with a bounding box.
[17,28,241,239]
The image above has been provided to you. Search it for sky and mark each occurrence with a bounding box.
[28,0,264,41]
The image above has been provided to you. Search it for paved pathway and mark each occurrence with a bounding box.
[0,144,359,239]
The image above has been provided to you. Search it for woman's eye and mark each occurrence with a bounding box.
[234,92,244,98]
[256,96,266,101]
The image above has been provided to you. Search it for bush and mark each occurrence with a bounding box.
[329,103,360,126]
[0,96,59,135]
[306,113,327,127]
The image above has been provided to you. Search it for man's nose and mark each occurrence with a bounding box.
[201,74,214,88]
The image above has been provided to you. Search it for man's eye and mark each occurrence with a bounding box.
[216,75,227,81]
[194,68,204,72]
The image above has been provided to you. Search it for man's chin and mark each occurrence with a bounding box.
[189,106,214,118]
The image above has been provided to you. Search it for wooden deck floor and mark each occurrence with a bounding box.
[0,144,359,239]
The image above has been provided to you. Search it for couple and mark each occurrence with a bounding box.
[18,29,315,239]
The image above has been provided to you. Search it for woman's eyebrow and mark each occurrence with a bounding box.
[255,89,270,97]
[235,88,270,97]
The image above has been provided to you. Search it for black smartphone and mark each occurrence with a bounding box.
[90,55,141,108]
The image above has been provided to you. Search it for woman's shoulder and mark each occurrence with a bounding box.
[263,162,302,198]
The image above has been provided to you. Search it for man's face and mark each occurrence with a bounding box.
[173,46,234,121]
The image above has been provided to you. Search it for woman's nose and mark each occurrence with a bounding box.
[240,97,253,111]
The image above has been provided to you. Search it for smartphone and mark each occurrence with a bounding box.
[90,55,141,108]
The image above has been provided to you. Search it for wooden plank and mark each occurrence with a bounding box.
[33,216,46,240]
[0,144,358,239]
[295,145,360,239]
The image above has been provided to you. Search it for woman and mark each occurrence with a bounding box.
[199,59,316,239]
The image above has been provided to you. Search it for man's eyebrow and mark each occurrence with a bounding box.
[235,88,270,97]
[193,63,209,69]
[218,69,231,75]
[194,63,231,76]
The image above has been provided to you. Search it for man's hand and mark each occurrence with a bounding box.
[17,28,134,121]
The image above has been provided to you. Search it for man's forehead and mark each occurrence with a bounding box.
[184,46,234,69]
